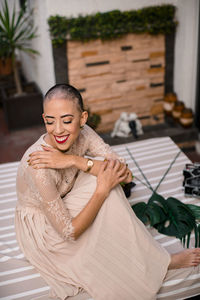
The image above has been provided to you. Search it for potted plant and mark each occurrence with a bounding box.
[86,108,101,130]
[0,0,43,130]
[0,29,12,76]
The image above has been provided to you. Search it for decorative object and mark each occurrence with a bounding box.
[179,108,194,128]
[163,92,177,115]
[111,112,143,138]
[127,147,200,248]
[172,100,185,121]
[183,163,200,198]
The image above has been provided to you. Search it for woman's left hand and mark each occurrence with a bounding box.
[28,145,74,169]
[122,167,133,184]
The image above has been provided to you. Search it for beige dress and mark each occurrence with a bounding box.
[15,125,170,300]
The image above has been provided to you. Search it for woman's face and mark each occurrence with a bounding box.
[43,97,88,151]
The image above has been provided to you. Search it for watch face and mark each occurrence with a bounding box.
[88,160,93,167]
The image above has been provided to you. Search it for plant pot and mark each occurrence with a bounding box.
[1,82,43,130]
[0,57,13,76]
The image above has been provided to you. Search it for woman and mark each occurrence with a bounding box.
[15,84,200,300]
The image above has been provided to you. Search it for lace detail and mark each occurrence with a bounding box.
[44,197,75,241]
[81,125,125,162]
[62,221,75,241]
[16,125,123,245]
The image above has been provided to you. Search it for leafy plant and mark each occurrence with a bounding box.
[0,0,39,95]
[48,5,177,46]
[126,147,200,248]
[86,109,101,130]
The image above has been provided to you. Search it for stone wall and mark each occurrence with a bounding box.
[67,33,165,132]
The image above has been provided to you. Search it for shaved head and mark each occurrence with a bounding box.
[44,84,84,113]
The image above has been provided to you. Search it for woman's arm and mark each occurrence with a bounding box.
[72,160,128,239]
[28,145,132,183]
[29,160,127,241]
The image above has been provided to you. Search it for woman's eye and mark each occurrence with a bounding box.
[63,121,72,124]
[46,122,54,125]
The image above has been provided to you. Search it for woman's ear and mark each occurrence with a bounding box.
[42,113,46,124]
[80,111,88,127]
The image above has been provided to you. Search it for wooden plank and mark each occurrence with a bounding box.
[67,33,165,132]
[81,51,98,57]
[148,67,165,74]
[150,51,165,58]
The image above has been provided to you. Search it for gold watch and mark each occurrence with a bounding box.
[85,159,94,172]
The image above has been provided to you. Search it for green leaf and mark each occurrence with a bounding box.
[155,197,196,240]
[187,204,200,221]
[132,202,149,224]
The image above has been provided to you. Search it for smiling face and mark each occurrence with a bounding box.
[43,97,88,151]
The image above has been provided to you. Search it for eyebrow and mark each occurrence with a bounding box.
[45,114,74,119]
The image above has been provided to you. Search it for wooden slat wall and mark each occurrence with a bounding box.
[67,34,165,132]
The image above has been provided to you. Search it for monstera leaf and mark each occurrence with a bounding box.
[132,193,199,247]
[154,196,196,239]
[132,194,167,226]
[128,146,200,248]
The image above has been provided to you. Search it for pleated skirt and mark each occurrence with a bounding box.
[15,171,170,300]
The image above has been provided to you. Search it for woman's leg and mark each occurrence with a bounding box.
[169,249,200,269]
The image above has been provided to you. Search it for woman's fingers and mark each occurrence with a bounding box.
[29,150,45,157]
[32,163,47,169]
[41,145,57,152]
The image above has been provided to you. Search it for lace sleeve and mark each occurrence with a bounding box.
[84,125,125,162]
[29,167,74,241]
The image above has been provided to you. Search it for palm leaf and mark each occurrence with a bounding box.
[0,0,39,94]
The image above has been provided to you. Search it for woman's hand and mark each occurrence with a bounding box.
[123,167,133,184]
[96,160,128,197]
[28,145,74,169]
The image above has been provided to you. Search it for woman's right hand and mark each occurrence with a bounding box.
[96,160,127,197]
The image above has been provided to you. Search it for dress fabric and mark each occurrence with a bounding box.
[15,125,170,300]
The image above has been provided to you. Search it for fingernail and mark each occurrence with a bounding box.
[41,144,46,147]
[27,159,30,163]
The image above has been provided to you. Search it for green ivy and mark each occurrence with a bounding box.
[48,5,177,47]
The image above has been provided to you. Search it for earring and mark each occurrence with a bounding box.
[80,125,84,129]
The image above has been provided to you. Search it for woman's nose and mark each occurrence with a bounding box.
[54,121,65,135]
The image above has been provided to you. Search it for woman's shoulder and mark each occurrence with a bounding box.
[21,134,45,162]
[80,124,99,139]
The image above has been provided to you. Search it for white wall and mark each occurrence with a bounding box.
[46,0,178,17]
[19,0,55,95]
[174,0,199,109]
[18,0,199,112]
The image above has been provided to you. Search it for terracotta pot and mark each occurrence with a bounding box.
[163,93,177,115]
[179,108,193,128]
[172,101,185,121]
[0,57,13,76]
